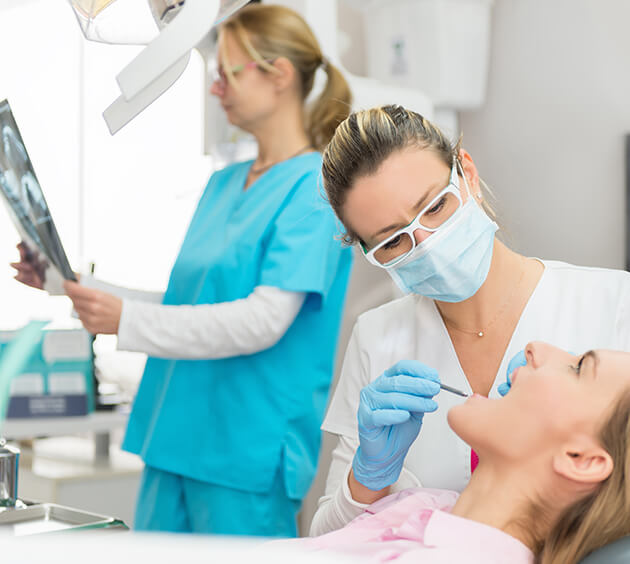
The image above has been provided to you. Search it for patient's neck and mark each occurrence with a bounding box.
[450,460,564,550]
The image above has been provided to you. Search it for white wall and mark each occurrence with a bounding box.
[0,0,82,327]
[459,0,630,269]
[0,0,212,330]
[80,42,211,291]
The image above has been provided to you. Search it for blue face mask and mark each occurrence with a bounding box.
[386,198,498,302]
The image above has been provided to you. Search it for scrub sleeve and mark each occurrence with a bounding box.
[122,153,353,535]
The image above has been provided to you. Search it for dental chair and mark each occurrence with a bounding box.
[580,537,630,563]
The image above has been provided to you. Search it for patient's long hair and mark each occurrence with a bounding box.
[538,390,630,563]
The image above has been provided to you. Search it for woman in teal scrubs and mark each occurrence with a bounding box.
[12,4,352,537]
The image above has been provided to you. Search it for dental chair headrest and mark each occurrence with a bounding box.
[580,536,630,563]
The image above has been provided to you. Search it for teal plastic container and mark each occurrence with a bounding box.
[0,323,94,419]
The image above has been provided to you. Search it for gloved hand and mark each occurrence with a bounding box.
[352,360,440,491]
[498,350,526,396]
[498,347,577,396]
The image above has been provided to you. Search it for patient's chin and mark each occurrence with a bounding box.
[447,403,470,436]
[447,401,487,449]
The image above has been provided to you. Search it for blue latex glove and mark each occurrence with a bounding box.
[352,360,440,491]
[498,347,577,396]
[498,349,526,396]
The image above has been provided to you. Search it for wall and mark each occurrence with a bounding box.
[0,0,211,324]
[460,0,630,269]
[0,1,82,326]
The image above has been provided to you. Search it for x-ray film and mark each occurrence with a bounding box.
[0,100,76,292]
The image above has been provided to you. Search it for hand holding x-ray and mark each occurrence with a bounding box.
[0,100,76,294]
[10,242,46,290]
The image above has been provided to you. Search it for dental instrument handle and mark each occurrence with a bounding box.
[440,383,469,397]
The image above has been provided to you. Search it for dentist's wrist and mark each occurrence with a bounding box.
[348,467,390,505]
[351,446,400,493]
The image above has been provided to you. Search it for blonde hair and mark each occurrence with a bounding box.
[534,390,630,563]
[321,104,497,244]
[220,4,352,151]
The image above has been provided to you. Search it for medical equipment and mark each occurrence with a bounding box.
[0,438,19,508]
[362,161,463,267]
[387,195,498,302]
[68,0,251,134]
[0,325,94,419]
[358,0,494,133]
[440,383,469,398]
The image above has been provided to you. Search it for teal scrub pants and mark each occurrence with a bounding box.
[134,465,301,536]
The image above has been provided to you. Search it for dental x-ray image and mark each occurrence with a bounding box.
[0,99,76,292]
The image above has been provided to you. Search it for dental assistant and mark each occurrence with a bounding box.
[13,4,353,537]
[309,105,630,535]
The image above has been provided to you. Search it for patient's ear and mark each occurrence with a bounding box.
[553,441,613,484]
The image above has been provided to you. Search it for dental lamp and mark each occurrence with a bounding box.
[68,0,250,134]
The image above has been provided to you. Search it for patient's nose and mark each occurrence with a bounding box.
[524,341,547,369]
[525,341,567,369]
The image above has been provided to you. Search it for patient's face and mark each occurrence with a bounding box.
[448,342,630,459]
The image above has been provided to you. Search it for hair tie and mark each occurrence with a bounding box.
[320,56,330,71]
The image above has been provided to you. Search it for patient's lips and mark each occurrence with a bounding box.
[471,393,487,400]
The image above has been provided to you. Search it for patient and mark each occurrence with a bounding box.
[272,342,630,563]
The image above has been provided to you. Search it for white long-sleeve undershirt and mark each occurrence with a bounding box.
[80,275,305,360]
[308,434,421,537]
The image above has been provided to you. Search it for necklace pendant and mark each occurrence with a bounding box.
[478,331,484,337]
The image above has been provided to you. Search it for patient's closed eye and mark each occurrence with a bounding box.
[572,355,585,376]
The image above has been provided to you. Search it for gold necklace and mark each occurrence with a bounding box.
[250,143,313,175]
[441,263,526,338]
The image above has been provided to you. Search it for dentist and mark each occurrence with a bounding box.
[310,105,630,535]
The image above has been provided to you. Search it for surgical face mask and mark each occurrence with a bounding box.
[384,171,498,302]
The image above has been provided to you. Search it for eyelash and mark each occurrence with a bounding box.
[572,355,585,375]
[426,197,446,215]
[383,235,402,250]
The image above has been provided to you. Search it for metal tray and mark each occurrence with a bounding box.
[0,503,126,535]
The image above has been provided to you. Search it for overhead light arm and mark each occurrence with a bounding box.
[115,0,219,101]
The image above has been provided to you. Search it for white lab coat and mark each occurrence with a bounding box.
[310,260,630,535]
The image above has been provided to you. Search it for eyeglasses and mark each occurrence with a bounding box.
[210,59,273,88]
[361,160,466,268]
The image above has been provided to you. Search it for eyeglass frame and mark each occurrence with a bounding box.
[360,159,471,269]
[210,59,275,88]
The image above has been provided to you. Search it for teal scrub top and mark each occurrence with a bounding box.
[122,152,353,499]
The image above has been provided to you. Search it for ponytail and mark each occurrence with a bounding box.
[308,60,352,151]
[222,4,352,151]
